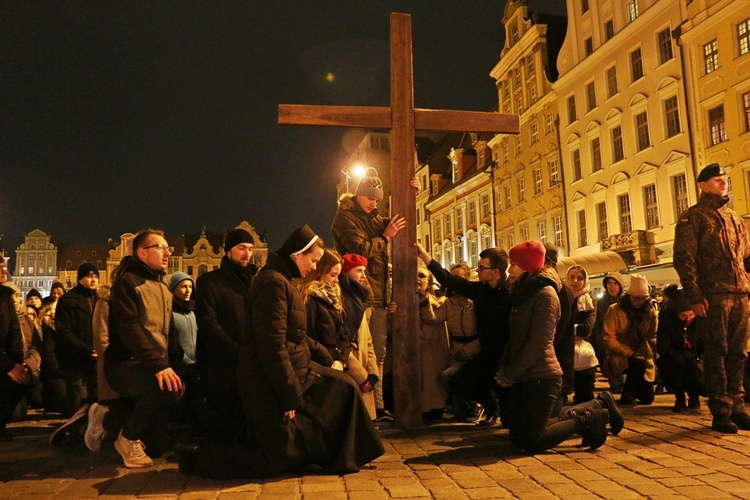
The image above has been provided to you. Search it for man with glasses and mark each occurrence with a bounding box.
[603,275,658,406]
[415,242,511,427]
[674,163,750,433]
[105,229,183,468]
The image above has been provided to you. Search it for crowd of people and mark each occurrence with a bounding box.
[1,162,749,478]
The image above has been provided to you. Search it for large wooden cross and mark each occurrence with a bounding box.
[279,13,519,427]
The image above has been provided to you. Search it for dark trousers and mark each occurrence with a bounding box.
[573,368,596,404]
[0,374,27,428]
[657,351,704,396]
[507,377,582,454]
[451,356,500,416]
[622,358,655,404]
[105,360,180,447]
[700,293,749,417]
[62,367,97,417]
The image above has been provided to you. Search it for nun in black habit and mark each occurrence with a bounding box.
[176,225,384,478]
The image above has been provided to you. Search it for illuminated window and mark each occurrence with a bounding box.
[627,1,639,22]
[740,18,750,55]
[533,168,543,195]
[596,202,608,240]
[636,112,650,151]
[537,220,547,241]
[591,138,602,172]
[549,159,560,186]
[554,216,563,248]
[578,210,588,247]
[708,105,727,145]
[517,177,526,202]
[644,184,660,229]
[572,149,582,181]
[704,39,719,74]
[673,173,689,218]
[612,125,624,162]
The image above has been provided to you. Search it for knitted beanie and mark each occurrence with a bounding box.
[508,240,546,273]
[26,288,42,300]
[77,262,100,281]
[355,168,384,200]
[168,271,194,292]
[627,275,650,296]
[224,229,254,253]
[342,254,367,273]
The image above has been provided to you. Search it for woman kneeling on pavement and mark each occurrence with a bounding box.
[495,240,623,454]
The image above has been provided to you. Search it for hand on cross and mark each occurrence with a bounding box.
[413,242,431,265]
[383,214,406,239]
[410,177,421,191]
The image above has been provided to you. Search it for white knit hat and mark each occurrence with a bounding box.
[627,275,649,296]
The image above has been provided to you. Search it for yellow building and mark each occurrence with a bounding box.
[15,229,60,299]
[489,0,568,254]
[677,0,750,217]
[553,0,696,268]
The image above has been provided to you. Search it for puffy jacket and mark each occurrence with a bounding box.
[331,195,390,308]
[603,296,658,382]
[240,252,332,412]
[305,286,351,364]
[498,272,562,383]
[674,192,750,304]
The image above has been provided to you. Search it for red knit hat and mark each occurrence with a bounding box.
[509,240,546,273]
[342,253,367,273]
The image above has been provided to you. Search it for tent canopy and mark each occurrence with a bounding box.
[556,251,629,277]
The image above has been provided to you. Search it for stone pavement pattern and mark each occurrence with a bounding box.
[3,389,750,499]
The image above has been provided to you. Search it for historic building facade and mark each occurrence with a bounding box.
[678,0,750,217]
[58,243,110,289]
[553,0,696,265]
[15,229,59,299]
[489,0,568,256]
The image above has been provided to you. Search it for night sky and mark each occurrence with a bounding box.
[1,1,561,249]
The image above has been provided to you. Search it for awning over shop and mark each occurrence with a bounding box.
[555,251,628,277]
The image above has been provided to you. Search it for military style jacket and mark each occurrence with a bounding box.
[673,192,750,305]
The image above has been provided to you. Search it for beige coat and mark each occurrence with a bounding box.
[419,294,451,412]
[349,308,379,419]
[603,300,658,382]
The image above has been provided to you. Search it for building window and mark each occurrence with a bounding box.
[514,67,521,87]
[502,142,509,164]
[619,193,632,233]
[573,149,582,181]
[507,232,515,248]
[567,95,577,124]
[515,137,522,156]
[630,48,644,81]
[445,213,452,235]
[591,138,602,172]
[644,184,660,229]
[533,167,543,195]
[510,25,519,45]
[537,220,547,241]
[469,202,477,226]
[502,80,510,100]
[454,239,464,264]
[504,185,512,210]
[606,66,618,99]
[665,96,681,138]
[468,237,478,268]
[709,105,727,146]
[452,158,459,182]
[517,177,526,202]
[456,207,463,232]
[554,216,563,248]
[742,92,750,133]
[530,121,539,144]
[604,20,614,41]
[520,225,529,242]
[582,0,589,13]
[481,227,492,250]
[578,210,588,247]
[549,159,560,186]
[740,18,750,56]
[673,173,689,217]
[627,1,639,22]
[527,56,535,74]
[481,194,490,219]
[545,109,554,134]
[585,37,593,57]
[444,243,453,266]
[596,202,608,241]
[586,81,597,112]
[435,219,442,241]
[657,28,674,65]
[612,125,624,162]
[516,95,524,114]
[704,39,719,74]
[636,112,651,151]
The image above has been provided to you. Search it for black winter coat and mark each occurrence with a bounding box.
[0,285,23,374]
[339,274,369,345]
[306,294,351,363]
[240,252,332,412]
[55,283,97,370]
[427,259,512,367]
[195,256,256,396]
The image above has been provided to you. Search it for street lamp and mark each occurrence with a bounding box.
[342,164,366,193]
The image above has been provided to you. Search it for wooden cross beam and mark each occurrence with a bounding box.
[279,12,519,427]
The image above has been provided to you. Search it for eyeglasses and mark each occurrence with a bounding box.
[631,295,650,301]
[417,273,428,279]
[476,265,497,272]
[143,244,170,253]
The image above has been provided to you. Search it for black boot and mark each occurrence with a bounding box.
[673,392,687,413]
[556,391,623,436]
[174,438,205,476]
[687,393,700,410]
[574,409,609,450]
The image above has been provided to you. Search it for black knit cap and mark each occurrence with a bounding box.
[77,262,100,281]
[224,228,255,253]
[27,288,42,300]
[277,224,319,257]
[696,163,726,183]
[543,242,558,266]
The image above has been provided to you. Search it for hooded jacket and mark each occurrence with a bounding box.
[331,195,390,308]
[674,192,750,304]
[497,270,562,383]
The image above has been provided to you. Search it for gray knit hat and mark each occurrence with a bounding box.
[355,168,384,200]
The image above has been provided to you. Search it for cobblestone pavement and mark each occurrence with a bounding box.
[3,388,750,499]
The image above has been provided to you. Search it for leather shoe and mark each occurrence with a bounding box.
[174,440,202,476]
[731,412,750,430]
[712,415,738,434]
[596,391,624,435]
[476,414,498,427]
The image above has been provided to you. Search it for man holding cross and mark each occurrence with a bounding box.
[332,167,417,422]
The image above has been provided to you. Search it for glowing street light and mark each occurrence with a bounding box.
[342,164,367,193]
